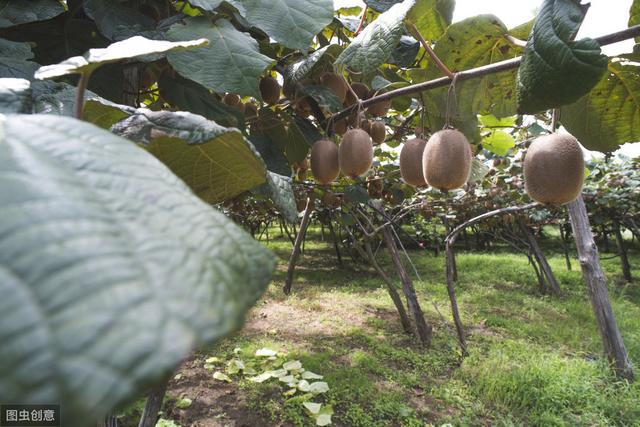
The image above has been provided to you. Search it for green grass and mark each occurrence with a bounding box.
[160,226,640,426]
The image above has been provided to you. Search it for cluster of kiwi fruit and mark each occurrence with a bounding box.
[310,127,374,185]
[219,74,282,119]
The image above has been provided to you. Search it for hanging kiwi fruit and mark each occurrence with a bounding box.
[310,139,340,185]
[345,82,370,106]
[422,129,472,191]
[523,133,585,205]
[339,128,373,178]
[333,118,348,135]
[400,138,427,187]
[369,120,386,145]
[366,90,391,117]
[320,72,348,103]
[321,191,341,209]
[260,75,281,105]
[222,93,241,107]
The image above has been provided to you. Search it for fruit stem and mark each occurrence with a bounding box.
[408,22,455,80]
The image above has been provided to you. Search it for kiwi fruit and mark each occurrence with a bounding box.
[360,119,371,134]
[223,93,241,107]
[320,72,347,102]
[321,191,341,209]
[367,92,391,117]
[260,76,281,105]
[310,139,340,185]
[339,128,373,178]
[422,129,472,191]
[523,133,584,205]
[345,82,370,106]
[369,120,386,145]
[400,138,427,187]
[244,103,258,119]
[333,118,348,136]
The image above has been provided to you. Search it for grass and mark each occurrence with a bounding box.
[127,226,640,426]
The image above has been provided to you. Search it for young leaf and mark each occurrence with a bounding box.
[167,17,274,98]
[0,114,274,426]
[213,372,233,382]
[303,402,322,415]
[336,0,416,75]
[517,0,608,114]
[35,36,208,79]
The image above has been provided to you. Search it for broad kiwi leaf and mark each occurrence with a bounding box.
[158,72,245,129]
[83,99,132,129]
[166,17,273,98]
[630,0,640,43]
[420,15,523,119]
[285,44,342,84]
[300,85,344,113]
[0,38,39,80]
[35,36,208,79]
[226,0,334,53]
[0,78,31,113]
[0,0,64,28]
[516,0,608,114]
[406,0,455,40]
[249,134,291,177]
[84,0,157,41]
[336,0,416,75]
[388,35,420,67]
[263,172,299,223]
[0,114,274,427]
[111,109,267,203]
[560,60,640,153]
[482,130,515,156]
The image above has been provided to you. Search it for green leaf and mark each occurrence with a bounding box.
[84,0,157,41]
[300,85,344,112]
[249,134,290,176]
[285,44,342,84]
[228,0,333,53]
[167,17,273,98]
[468,158,490,183]
[175,397,193,409]
[344,185,370,203]
[303,402,322,415]
[83,99,132,129]
[0,38,38,80]
[31,80,99,116]
[255,348,278,357]
[265,172,299,224]
[0,78,31,113]
[0,114,274,425]
[630,0,640,42]
[560,60,640,153]
[406,0,455,40]
[336,0,416,75]
[516,0,608,114]
[159,72,244,129]
[421,15,522,119]
[0,0,64,29]
[213,372,233,382]
[308,381,330,394]
[283,360,303,371]
[35,36,208,79]
[316,413,332,426]
[482,130,515,156]
[388,35,419,67]
[301,371,323,380]
[188,0,224,11]
[111,110,268,203]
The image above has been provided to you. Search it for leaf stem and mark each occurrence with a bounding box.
[354,6,368,36]
[408,22,454,79]
[74,71,92,121]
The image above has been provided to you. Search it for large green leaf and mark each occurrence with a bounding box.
[0,114,274,426]
[630,0,640,43]
[0,0,64,28]
[84,0,157,41]
[158,72,245,129]
[265,172,298,223]
[227,0,333,53]
[560,60,640,153]
[167,17,273,98]
[336,0,416,75]
[420,15,522,119]
[300,85,344,112]
[35,36,208,79]
[249,134,291,176]
[516,0,608,114]
[406,0,454,40]
[0,78,31,113]
[188,0,224,11]
[0,38,39,79]
[83,99,132,129]
[285,44,342,84]
[111,110,267,203]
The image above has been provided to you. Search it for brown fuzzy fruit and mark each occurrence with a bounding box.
[422,129,472,191]
[333,119,348,135]
[360,119,371,134]
[260,76,281,105]
[339,129,373,178]
[321,191,341,209]
[320,72,347,103]
[400,138,427,187]
[345,82,370,106]
[367,93,391,117]
[223,93,241,107]
[245,103,258,119]
[523,133,585,205]
[369,120,386,145]
[310,139,340,185]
